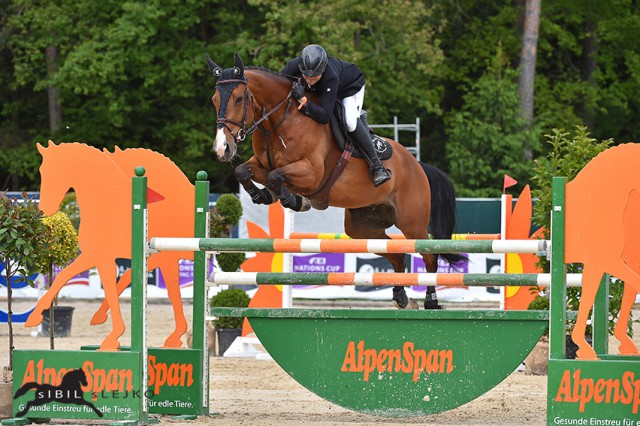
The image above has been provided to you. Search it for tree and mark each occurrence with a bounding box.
[0,192,48,369]
[445,60,540,197]
[33,211,79,349]
[518,0,540,134]
[247,0,445,134]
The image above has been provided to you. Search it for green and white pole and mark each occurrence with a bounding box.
[131,166,150,424]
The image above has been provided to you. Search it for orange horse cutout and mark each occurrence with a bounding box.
[565,143,640,359]
[28,141,194,350]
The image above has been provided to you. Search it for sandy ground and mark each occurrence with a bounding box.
[1,298,639,425]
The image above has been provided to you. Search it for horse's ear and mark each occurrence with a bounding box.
[205,54,223,79]
[37,142,46,154]
[233,52,244,76]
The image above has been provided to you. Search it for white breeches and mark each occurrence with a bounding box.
[341,86,365,132]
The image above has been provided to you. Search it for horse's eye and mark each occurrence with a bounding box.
[234,95,243,104]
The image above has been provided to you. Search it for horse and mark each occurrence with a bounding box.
[28,142,193,350]
[565,143,640,359]
[90,146,196,348]
[14,368,103,418]
[206,53,465,309]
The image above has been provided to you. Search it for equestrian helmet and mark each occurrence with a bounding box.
[298,45,328,77]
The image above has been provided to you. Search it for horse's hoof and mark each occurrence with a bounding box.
[90,310,108,325]
[163,336,185,348]
[99,339,121,351]
[617,340,639,355]
[424,299,443,310]
[392,288,409,308]
[576,346,599,360]
[299,197,311,212]
[24,312,43,327]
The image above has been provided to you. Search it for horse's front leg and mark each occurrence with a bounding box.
[265,168,311,212]
[235,158,277,206]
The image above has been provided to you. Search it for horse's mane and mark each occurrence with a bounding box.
[245,66,296,82]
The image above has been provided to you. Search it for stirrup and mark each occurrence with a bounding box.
[370,167,391,187]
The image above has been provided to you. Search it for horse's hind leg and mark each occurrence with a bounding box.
[160,259,188,348]
[571,264,603,359]
[95,262,125,350]
[614,284,639,354]
[345,208,418,310]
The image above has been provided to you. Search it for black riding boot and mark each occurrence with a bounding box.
[349,119,391,187]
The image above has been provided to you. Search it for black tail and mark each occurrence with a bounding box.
[420,162,468,268]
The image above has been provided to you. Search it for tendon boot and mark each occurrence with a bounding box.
[349,118,391,187]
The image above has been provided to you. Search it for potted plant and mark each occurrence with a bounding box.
[209,288,251,356]
[210,193,245,274]
[0,192,49,416]
[188,194,245,351]
[530,127,635,359]
[33,210,79,347]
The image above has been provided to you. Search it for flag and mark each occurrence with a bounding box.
[503,174,518,193]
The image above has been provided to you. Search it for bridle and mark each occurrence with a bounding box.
[215,77,294,144]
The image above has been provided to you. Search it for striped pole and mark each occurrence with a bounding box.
[151,237,547,255]
[209,272,582,287]
[289,232,502,240]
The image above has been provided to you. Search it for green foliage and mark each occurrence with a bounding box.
[445,64,540,197]
[531,127,612,239]
[0,191,49,369]
[527,293,550,336]
[2,0,640,196]
[250,0,445,120]
[210,194,244,272]
[529,127,633,336]
[217,252,246,273]
[33,211,79,275]
[0,192,48,285]
[209,289,250,329]
[58,193,80,231]
[210,194,242,237]
[527,293,550,311]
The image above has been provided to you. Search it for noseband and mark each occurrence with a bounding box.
[215,78,251,142]
[215,77,294,144]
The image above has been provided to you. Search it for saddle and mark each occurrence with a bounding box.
[330,103,393,161]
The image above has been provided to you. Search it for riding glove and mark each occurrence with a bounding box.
[292,81,305,101]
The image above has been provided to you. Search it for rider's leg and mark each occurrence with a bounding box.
[343,87,391,187]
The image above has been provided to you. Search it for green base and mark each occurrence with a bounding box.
[78,346,206,417]
[548,358,640,424]
[213,308,549,417]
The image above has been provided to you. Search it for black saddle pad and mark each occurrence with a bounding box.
[331,103,393,161]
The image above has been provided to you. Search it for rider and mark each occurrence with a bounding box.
[281,44,391,187]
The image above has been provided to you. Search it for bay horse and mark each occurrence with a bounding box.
[28,142,193,350]
[206,53,465,309]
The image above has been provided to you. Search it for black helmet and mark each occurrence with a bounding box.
[298,44,328,77]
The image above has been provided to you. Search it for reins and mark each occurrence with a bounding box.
[215,77,294,147]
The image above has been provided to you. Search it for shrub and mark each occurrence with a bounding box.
[210,289,250,329]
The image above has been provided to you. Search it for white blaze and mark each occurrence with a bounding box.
[215,127,227,157]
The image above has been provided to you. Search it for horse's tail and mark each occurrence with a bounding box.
[14,382,39,398]
[420,162,468,268]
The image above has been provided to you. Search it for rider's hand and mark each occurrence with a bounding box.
[292,81,305,101]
